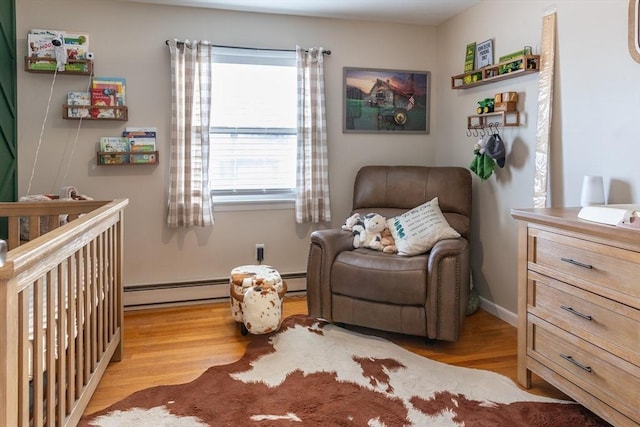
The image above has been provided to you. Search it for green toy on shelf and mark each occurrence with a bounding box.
[476,98,494,114]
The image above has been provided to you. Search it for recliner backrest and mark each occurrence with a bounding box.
[352,166,471,239]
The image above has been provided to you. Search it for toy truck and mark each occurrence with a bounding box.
[476,98,494,114]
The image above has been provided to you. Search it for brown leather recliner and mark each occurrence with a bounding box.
[306,165,472,342]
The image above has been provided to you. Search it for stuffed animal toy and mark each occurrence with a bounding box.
[341,212,363,232]
[353,213,385,251]
[341,213,367,248]
[469,137,496,180]
[380,227,398,254]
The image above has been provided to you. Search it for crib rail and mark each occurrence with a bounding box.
[0,199,128,427]
[0,200,109,251]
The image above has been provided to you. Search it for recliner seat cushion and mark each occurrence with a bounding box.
[331,249,428,305]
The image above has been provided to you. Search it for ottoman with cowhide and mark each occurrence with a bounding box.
[229,264,287,335]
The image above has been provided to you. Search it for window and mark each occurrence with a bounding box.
[210,47,297,204]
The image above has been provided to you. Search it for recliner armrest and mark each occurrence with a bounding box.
[310,229,355,255]
[306,229,355,319]
[427,237,468,269]
[426,237,470,341]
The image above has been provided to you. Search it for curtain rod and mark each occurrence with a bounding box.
[165,39,331,55]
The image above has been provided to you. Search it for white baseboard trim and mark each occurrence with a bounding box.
[478,296,517,327]
[123,273,307,310]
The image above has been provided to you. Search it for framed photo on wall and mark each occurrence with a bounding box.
[343,67,430,134]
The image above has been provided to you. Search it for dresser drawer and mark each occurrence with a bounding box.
[528,271,640,366]
[530,229,640,303]
[528,318,640,424]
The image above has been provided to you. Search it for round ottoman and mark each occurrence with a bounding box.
[229,265,287,335]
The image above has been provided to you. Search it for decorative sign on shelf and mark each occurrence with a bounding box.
[464,42,476,72]
[475,39,494,68]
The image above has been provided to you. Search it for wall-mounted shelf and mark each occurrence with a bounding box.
[97,151,159,166]
[63,105,128,121]
[24,56,93,75]
[467,111,520,129]
[451,55,540,89]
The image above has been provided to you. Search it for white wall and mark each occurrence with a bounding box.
[437,0,640,313]
[16,1,437,292]
[16,1,639,314]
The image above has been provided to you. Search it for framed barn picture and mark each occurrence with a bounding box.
[343,67,430,134]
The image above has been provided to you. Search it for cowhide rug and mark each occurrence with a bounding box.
[80,315,609,426]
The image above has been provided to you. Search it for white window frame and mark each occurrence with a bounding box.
[209,47,297,210]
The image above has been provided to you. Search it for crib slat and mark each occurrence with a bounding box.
[76,248,85,394]
[46,271,56,427]
[106,229,114,339]
[57,263,68,425]
[33,280,44,427]
[109,226,116,339]
[28,215,41,242]
[66,256,76,412]
[83,244,92,380]
[17,289,29,427]
[8,216,19,250]
[97,235,105,357]
[113,215,124,362]
[47,215,59,232]
[89,240,98,373]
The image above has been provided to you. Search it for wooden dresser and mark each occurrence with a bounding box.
[511,208,639,427]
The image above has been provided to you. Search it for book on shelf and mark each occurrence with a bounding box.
[90,88,117,118]
[498,47,530,64]
[464,42,476,72]
[100,136,129,152]
[99,136,130,164]
[100,154,128,165]
[91,77,126,118]
[92,77,126,106]
[130,153,157,164]
[27,29,90,72]
[123,127,157,152]
[577,204,640,227]
[124,126,156,134]
[67,91,90,118]
[128,138,156,152]
[123,131,156,138]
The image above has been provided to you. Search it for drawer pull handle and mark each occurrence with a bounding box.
[560,257,593,269]
[560,354,592,373]
[560,305,592,321]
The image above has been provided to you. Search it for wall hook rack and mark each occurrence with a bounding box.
[467,111,519,134]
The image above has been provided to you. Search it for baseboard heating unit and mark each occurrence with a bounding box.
[123,272,306,310]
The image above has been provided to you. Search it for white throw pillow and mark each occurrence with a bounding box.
[386,197,461,256]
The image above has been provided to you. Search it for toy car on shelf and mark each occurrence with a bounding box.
[477,98,494,114]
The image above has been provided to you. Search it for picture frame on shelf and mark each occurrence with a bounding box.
[475,39,494,68]
[343,67,430,134]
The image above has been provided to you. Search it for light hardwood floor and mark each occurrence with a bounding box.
[84,295,568,415]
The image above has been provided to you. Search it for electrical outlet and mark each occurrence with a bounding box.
[255,243,265,263]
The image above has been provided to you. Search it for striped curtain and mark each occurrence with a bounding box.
[167,39,214,227]
[295,46,331,223]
